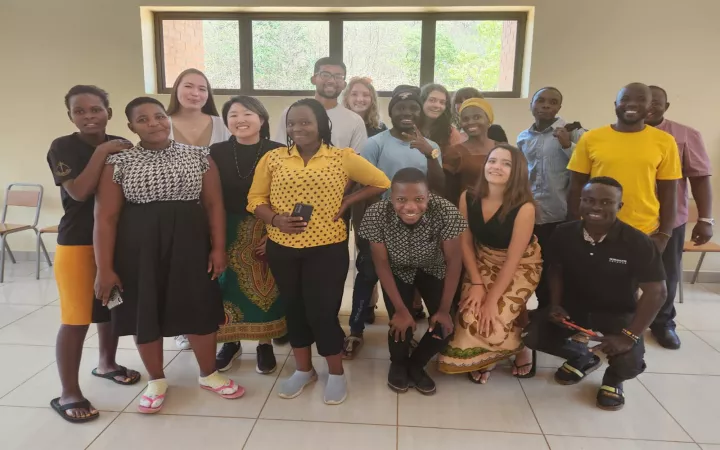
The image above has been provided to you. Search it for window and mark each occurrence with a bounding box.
[154,12,526,97]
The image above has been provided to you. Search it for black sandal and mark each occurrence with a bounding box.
[50,397,99,423]
[91,365,141,385]
[467,366,495,384]
[597,384,625,411]
[514,349,537,379]
[554,355,602,385]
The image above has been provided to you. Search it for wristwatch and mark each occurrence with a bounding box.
[699,218,715,226]
[426,149,440,160]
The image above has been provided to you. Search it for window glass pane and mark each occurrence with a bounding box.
[343,21,421,92]
[252,21,329,90]
[162,20,240,90]
[434,20,517,92]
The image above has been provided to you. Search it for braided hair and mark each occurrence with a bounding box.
[285,98,334,151]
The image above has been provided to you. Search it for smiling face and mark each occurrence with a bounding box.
[580,183,623,227]
[128,103,171,146]
[531,88,562,122]
[484,148,513,186]
[347,82,372,115]
[287,104,320,148]
[460,106,490,137]
[390,99,422,133]
[176,73,209,111]
[68,93,111,135]
[391,181,429,225]
[423,90,447,120]
[646,86,669,126]
[312,64,347,100]
[614,84,651,126]
[227,102,263,142]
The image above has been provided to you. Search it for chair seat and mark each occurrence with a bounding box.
[683,240,720,252]
[40,225,59,234]
[0,223,31,234]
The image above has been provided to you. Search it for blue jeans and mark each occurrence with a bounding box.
[350,237,378,335]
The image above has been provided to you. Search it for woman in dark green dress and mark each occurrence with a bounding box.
[209,97,286,374]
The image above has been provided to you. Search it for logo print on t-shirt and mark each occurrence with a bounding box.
[54,162,72,177]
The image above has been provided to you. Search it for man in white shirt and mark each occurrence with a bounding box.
[274,57,368,151]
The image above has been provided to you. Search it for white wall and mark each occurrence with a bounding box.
[1,0,719,268]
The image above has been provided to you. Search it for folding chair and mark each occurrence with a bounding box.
[36,225,58,279]
[0,183,47,283]
[679,199,720,303]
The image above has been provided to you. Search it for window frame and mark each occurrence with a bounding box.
[153,11,527,98]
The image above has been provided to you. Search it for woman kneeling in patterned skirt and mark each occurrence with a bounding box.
[94,97,244,414]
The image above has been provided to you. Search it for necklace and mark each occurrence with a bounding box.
[232,138,264,179]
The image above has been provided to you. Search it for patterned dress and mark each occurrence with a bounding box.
[209,139,286,341]
[105,141,223,344]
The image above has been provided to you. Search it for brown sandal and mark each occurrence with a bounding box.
[342,335,363,360]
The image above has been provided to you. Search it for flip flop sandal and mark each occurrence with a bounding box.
[514,349,537,379]
[467,366,495,384]
[596,384,625,411]
[91,365,141,385]
[554,356,602,385]
[201,378,246,399]
[138,393,166,414]
[50,397,99,423]
[342,336,364,360]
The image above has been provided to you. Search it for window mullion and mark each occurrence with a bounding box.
[419,18,436,86]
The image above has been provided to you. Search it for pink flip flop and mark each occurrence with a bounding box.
[201,379,245,399]
[137,393,165,414]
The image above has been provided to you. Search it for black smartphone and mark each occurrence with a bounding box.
[291,203,313,222]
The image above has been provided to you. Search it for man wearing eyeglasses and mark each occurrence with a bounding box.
[274,57,368,152]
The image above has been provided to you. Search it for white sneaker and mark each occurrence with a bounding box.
[175,335,191,350]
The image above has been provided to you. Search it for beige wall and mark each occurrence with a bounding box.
[1,0,719,269]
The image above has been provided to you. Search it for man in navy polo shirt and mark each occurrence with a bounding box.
[523,177,666,411]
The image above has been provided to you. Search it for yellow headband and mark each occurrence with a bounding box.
[460,98,495,124]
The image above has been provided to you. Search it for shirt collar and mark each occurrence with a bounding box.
[280,143,333,159]
[581,220,622,245]
[529,117,566,133]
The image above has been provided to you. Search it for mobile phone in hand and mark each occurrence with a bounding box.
[291,203,313,222]
[107,286,123,310]
[559,318,598,338]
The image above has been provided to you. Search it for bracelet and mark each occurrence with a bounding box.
[620,328,640,343]
[653,231,672,239]
[270,214,278,227]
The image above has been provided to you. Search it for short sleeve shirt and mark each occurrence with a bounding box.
[358,194,467,283]
[547,220,666,314]
[46,133,124,245]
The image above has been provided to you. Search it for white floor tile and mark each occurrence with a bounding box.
[0,278,59,305]
[546,436,701,449]
[0,304,41,329]
[0,306,63,345]
[693,331,720,352]
[0,344,57,398]
[398,426,548,450]
[87,413,254,449]
[643,330,720,375]
[245,419,397,450]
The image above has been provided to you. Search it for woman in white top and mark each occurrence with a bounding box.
[167,68,230,350]
[167,68,231,148]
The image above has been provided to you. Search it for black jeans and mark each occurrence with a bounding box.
[382,271,451,369]
[266,240,349,357]
[523,307,646,386]
[653,223,684,331]
[350,237,378,334]
[533,221,563,310]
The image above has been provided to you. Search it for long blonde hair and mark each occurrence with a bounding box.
[342,77,381,129]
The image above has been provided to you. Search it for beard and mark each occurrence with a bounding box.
[316,85,341,100]
[615,107,645,126]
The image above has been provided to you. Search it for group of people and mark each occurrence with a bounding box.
[45,56,712,423]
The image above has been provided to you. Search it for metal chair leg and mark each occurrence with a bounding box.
[0,235,6,283]
[4,240,16,264]
[678,278,684,304]
[35,229,41,280]
[691,252,706,284]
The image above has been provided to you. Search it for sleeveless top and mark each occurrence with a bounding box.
[466,192,522,250]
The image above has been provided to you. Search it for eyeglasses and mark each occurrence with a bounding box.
[315,71,346,82]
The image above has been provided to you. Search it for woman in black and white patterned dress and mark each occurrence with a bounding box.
[94,97,244,414]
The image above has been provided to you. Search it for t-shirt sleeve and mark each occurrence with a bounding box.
[630,233,667,283]
[657,135,682,180]
[566,133,591,174]
[349,117,368,153]
[682,128,712,177]
[247,152,273,213]
[46,139,80,186]
[358,203,385,243]
[105,152,126,185]
[198,147,211,174]
[438,198,467,241]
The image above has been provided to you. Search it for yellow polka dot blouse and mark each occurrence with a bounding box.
[248,145,391,249]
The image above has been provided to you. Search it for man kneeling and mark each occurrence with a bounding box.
[523,176,666,410]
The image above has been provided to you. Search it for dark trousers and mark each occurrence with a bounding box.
[382,271,451,369]
[653,223,684,330]
[523,308,646,386]
[266,240,349,357]
[350,237,378,334]
[533,221,563,310]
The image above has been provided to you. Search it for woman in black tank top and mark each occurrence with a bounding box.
[438,144,542,384]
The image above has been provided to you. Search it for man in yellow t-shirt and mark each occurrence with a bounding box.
[567,83,681,254]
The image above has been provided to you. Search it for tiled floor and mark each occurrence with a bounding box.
[2,260,720,449]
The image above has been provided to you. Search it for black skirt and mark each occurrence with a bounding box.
[112,200,223,344]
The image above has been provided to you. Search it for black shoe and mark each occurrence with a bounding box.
[273,334,290,346]
[387,363,409,393]
[363,306,376,325]
[413,307,426,320]
[216,342,242,372]
[408,366,436,395]
[652,328,681,350]
[256,343,277,374]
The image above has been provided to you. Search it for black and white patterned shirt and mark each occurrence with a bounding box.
[359,194,467,284]
[106,141,210,204]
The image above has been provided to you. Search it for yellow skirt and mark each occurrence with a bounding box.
[54,245,106,325]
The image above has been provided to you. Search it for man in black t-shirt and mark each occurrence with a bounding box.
[523,177,666,411]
